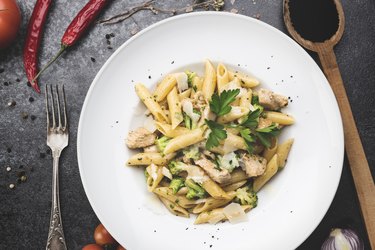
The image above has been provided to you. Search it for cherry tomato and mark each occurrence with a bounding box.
[0,0,21,49]
[117,245,126,250]
[82,244,104,250]
[94,223,116,246]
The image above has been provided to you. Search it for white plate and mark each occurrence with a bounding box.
[77,12,344,250]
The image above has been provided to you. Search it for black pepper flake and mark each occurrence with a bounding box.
[204,242,206,244]
[4,81,9,86]
[148,75,151,79]
[29,97,34,102]
[171,60,174,64]
[0,68,4,73]
[21,112,29,119]
[110,33,115,37]
[290,100,293,103]
[237,63,240,66]
[6,148,12,153]
[19,165,24,169]
[30,115,37,121]
[46,148,51,155]
[290,75,293,78]
[153,230,156,232]
[267,67,270,70]
[185,227,189,230]
[105,34,110,39]
[211,236,214,238]
[107,46,113,50]
[210,245,212,248]
[90,57,96,62]
[290,210,293,213]
[116,121,118,123]
[16,78,20,82]
[106,40,111,45]
[329,165,332,168]
[40,152,46,158]
[27,81,31,87]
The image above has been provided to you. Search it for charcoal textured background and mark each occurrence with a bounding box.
[1,0,374,249]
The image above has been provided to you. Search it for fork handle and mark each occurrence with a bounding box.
[318,47,375,249]
[46,153,67,250]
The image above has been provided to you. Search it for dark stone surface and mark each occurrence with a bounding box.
[1,0,374,249]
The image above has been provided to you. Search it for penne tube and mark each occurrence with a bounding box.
[192,191,236,214]
[223,169,249,186]
[222,180,247,192]
[263,111,295,125]
[153,75,177,102]
[253,154,279,192]
[135,83,169,123]
[201,178,230,200]
[239,89,253,108]
[217,63,229,93]
[263,137,278,162]
[164,128,205,154]
[194,205,253,224]
[127,152,175,166]
[159,196,190,218]
[224,133,247,151]
[155,122,190,138]
[190,76,204,97]
[276,138,294,169]
[146,164,164,192]
[167,87,184,129]
[153,187,197,208]
[217,106,249,124]
[202,59,217,100]
[178,88,192,100]
[228,70,260,88]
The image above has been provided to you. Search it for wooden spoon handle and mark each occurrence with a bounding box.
[318,47,375,248]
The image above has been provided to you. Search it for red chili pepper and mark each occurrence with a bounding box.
[23,0,52,93]
[33,0,110,83]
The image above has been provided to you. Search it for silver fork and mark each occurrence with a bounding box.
[45,85,68,250]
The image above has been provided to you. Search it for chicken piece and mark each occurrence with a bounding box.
[126,127,156,149]
[143,145,158,153]
[192,91,207,111]
[257,117,273,129]
[194,157,231,184]
[239,153,267,177]
[258,88,288,110]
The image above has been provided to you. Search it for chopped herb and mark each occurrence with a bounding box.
[205,120,227,150]
[105,34,110,39]
[209,89,240,116]
[255,124,281,148]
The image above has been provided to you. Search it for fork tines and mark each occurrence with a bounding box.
[45,85,68,131]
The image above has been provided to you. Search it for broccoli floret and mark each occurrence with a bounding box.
[182,145,201,161]
[185,179,206,199]
[183,112,192,130]
[156,136,171,153]
[168,161,188,175]
[169,178,185,194]
[216,152,240,173]
[185,70,196,87]
[144,169,149,179]
[234,186,258,207]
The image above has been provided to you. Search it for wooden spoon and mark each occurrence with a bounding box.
[284,0,375,247]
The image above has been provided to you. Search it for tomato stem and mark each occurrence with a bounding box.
[31,45,67,84]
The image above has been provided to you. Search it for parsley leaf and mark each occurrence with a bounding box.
[205,119,227,149]
[241,108,263,129]
[240,128,257,153]
[209,89,240,116]
[255,124,281,148]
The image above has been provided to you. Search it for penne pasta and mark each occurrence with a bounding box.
[276,138,294,169]
[146,164,164,192]
[194,205,253,224]
[222,180,247,192]
[179,88,192,100]
[153,187,197,209]
[135,83,169,123]
[155,122,190,138]
[263,111,295,125]
[228,70,260,88]
[263,137,278,162]
[217,63,229,93]
[253,154,279,192]
[153,75,177,102]
[159,196,190,218]
[167,87,184,129]
[202,59,217,100]
[239,88,253,108]
[201,178,230,200]
[223,133,247,151]
[127,152,175,166]
[192,191,236,214]
[217,106,249,124]
[223,169,248,186]
[164,128,205,154]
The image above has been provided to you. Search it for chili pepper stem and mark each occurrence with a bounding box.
[32,45,67,84]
